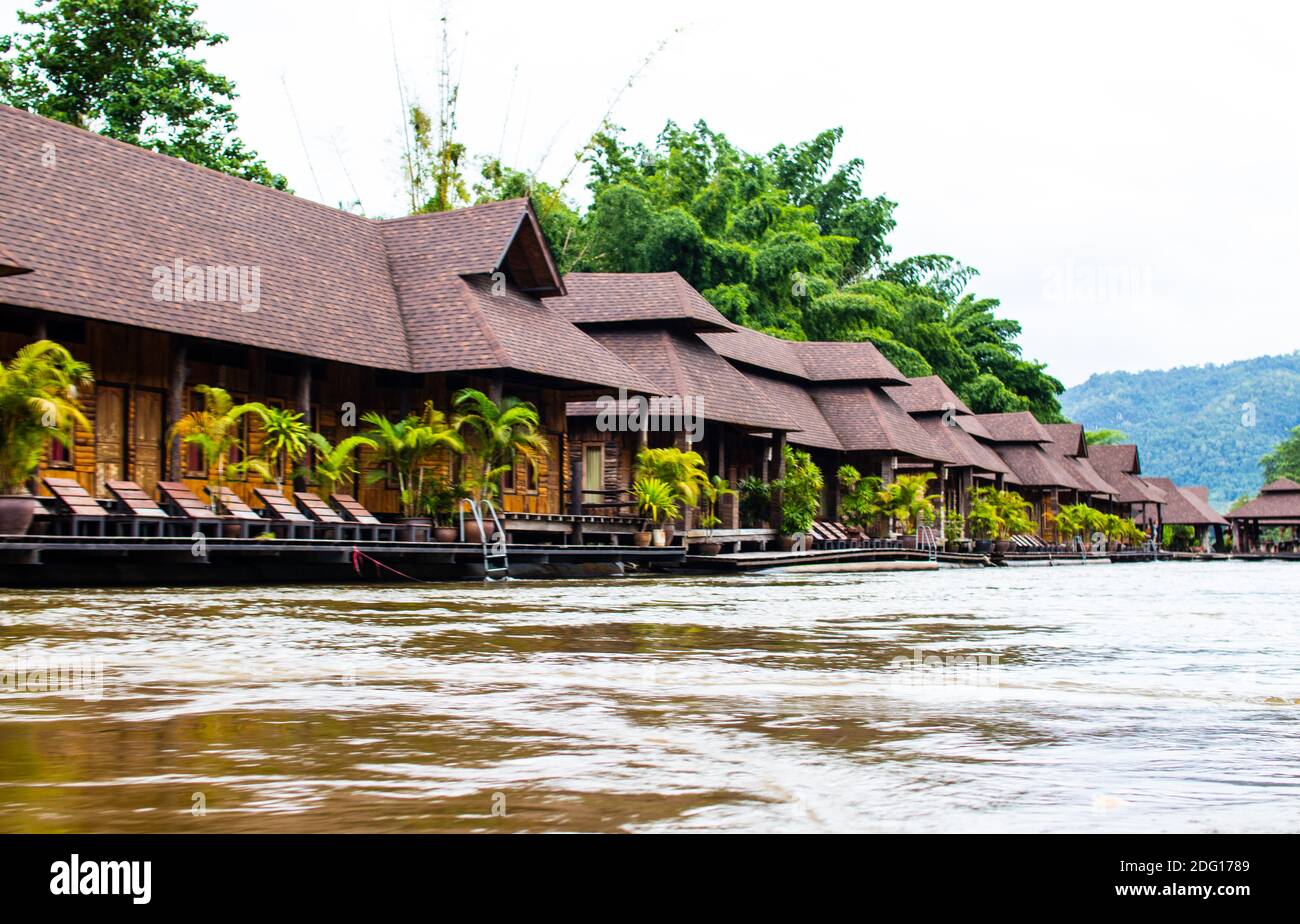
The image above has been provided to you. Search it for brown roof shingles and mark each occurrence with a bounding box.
[547,272,732,331]
[0,105,658,392]
[1227,479,1300,520]
[1140,477,1228,526]
[884,375,973,415]
[811,384,956,461]
[0,240,31,277]
[582,328,796,431]
[1089,444,1166,504]
[700,324,909,384]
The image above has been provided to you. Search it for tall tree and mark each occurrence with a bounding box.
[0,0,287,189]
[1261,425,1300,483]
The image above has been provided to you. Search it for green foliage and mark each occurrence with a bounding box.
[474,119,1062,420]
[837,464,885,532]
[167,384,267,507]
[452,388,548,505]
[362,401,463,516]
[879,472,941,534]
[1261,425,1300,484]
[1,0,287,188]
[0,339,92,492]
[634,446,708,510]
[296,432,377,501]
[776,444,822,535]
[943,510,964,543]
[1162,523,1195,551]
[415,473,460,526]
[698,473,735,536]
[736,475,771,528]
[240,405,310,488]
[1062,351,1300,507]
[631,475,678,526]
[968,485,1034,540]
[1084,429,1127,446]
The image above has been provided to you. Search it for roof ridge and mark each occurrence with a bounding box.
[458,275,511,368]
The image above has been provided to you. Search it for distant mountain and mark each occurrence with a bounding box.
[1061,352,1300,510]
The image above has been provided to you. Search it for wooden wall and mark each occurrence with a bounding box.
[2,317,573,516]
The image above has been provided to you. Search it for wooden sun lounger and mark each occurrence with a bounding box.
[294,491,359,541]
[330,494,397,542]
[208,487,264,522]
[157,481,243,537]
[252,488,315,539]
[41,476,109,536]
[105,480,172,537]
[809,521,847,549]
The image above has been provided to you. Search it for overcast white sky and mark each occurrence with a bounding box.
[4,0,1298,385]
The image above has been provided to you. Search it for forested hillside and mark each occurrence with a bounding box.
[1062,352,1300,508]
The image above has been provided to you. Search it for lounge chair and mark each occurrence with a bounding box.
[105,480,172,536]
[41,476,109,536]
[252,487,315,539]
[207,486,270,534]
[809,521,847,549]
[294,491,360,541]
[157,481,240,537]
[330,494,397,542]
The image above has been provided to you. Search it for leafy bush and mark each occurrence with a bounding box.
[776,445,822,536]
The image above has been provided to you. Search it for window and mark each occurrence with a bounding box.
[583,445,603,503]
[47,435,73,467]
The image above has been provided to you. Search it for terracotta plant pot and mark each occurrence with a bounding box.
[662,523,675,545]
[696,541,722,556]
[433,526,459,543]
[463,520,496,544]
[779,535,800,552]
[0,494,36,536]
[633,531,653,548]
[994,540,1012,554]
[222,521,243,539]
[652,528,667,547]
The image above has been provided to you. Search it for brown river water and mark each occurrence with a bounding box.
[1,560,1297,833]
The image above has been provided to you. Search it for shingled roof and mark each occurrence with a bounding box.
[1089,444,1166,505]
[977,412,1056,444]
[1042,423,1118,495]
[0,104,661,393]
[1227,479,1300,520]
[742,371,843,451]
[1140,477,1228,526]
[884,375,973,415]
[546,272,732,331]
[700,324,909,384]
[883,377,1007,473]
[0,241,31,277]
[576,328,797,431]
[809,384,955,461]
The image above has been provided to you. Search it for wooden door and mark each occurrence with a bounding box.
[132,388,164,496]
[94,385,127,494]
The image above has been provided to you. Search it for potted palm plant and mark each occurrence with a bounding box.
[235,404,311,490]
[695,474,736,555]
[967,486,1003,553]
[0,340,92,535]
[884,473,941,547]
[363,402,463,541]
[777,445,822,550]
[419,474,461,542]
[838,464,885,539]
[633,446,708,544]
[944,510,964,552]
[631,475,678,547]
[453,388,549,543]
[296,432,378,505]
[168,384,268,534]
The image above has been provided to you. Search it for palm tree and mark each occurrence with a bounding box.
[362,401,463,516]
[296,432,378,500]
[452,388,549,505]
[231,405,311,489]
[167,385,267,510]
[634,446,709,509]
[0,340,92,493]
[882,473,942,535]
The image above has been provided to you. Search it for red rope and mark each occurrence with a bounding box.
[350,546,432,583]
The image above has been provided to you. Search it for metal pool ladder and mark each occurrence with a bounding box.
[917,524,939,562]
[459,499,509,579]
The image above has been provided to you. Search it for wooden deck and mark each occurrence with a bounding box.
[0,534,684,586]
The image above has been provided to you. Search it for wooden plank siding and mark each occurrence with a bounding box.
[2,318,574,516]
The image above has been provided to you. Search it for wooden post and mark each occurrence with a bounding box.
[32,315,47,342]
[768,431,787,530]
[167,340,188,481]
[569,443,584,544]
